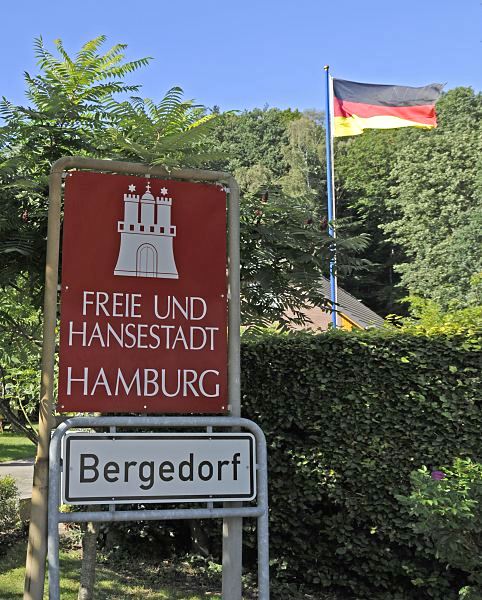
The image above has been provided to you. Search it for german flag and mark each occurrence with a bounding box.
[333,79,443,137]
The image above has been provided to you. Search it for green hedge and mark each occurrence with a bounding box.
[240,329,482,599]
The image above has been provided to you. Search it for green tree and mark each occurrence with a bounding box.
[239,188,369,327]
[384,88,482,308]
[392,292,482,337]
[0,279,41,442]
[209,108,370,327]
[335,127,413,315]
[335,88,482,316]
[208,106,299,178]
[279,111,326,204]
[103,89,220,166]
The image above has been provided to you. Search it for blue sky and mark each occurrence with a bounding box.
[1,0,480,112]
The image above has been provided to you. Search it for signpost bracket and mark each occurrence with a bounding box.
[48,416,269,600]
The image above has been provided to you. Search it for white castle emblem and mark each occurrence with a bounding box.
[114,182,178,279]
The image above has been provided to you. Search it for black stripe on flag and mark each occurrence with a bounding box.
[333,79,443,107]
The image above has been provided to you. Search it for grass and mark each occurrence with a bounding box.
[0,535,343,600]
[0,540,222,599]
[0,431,36,463]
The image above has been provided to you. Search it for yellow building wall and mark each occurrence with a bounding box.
[339,313,363,331]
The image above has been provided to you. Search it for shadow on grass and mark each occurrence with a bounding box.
[0,541,220,600]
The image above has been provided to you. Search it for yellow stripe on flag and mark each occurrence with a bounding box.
[333,115,436,137]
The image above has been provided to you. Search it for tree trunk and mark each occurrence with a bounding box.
[0,398,38,444]
[78,512,99,600]
[0,364,38,444]
[189,520,210,557]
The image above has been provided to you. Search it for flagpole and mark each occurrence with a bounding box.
[324,65,338,328]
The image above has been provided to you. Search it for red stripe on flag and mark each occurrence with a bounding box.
[333,97,437,126]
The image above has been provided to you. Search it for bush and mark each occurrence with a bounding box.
[399,459,482,599]
[101,327,481,599]
[0,475,20,537]
[393,295,482,337]
[239,328,482,599]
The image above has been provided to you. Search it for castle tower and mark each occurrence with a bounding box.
[114,183,178,279]
[157,187,172,229]
[140,182,155,225]
[123,186,139,224]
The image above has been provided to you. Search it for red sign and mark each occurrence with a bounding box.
[58,171,228,413]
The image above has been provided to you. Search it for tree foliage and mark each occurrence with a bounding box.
[384,88,482,308]
[0,279,41,442]
[335,128,411,314]
[208,107,299,178]
[391,292,482,338]
[335,87,482,315]
[278,112,326,203]
[209,108,370,327]
[238,187,369,327]
[103,88,220,166]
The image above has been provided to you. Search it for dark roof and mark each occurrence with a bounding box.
[320,277,385,329]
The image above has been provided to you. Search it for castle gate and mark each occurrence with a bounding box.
[136,243,157,277]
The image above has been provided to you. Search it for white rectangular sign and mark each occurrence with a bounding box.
[62,432,256,505]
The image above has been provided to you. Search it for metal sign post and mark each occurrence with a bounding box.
[23,157,245,600]
[47,416,269,600]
